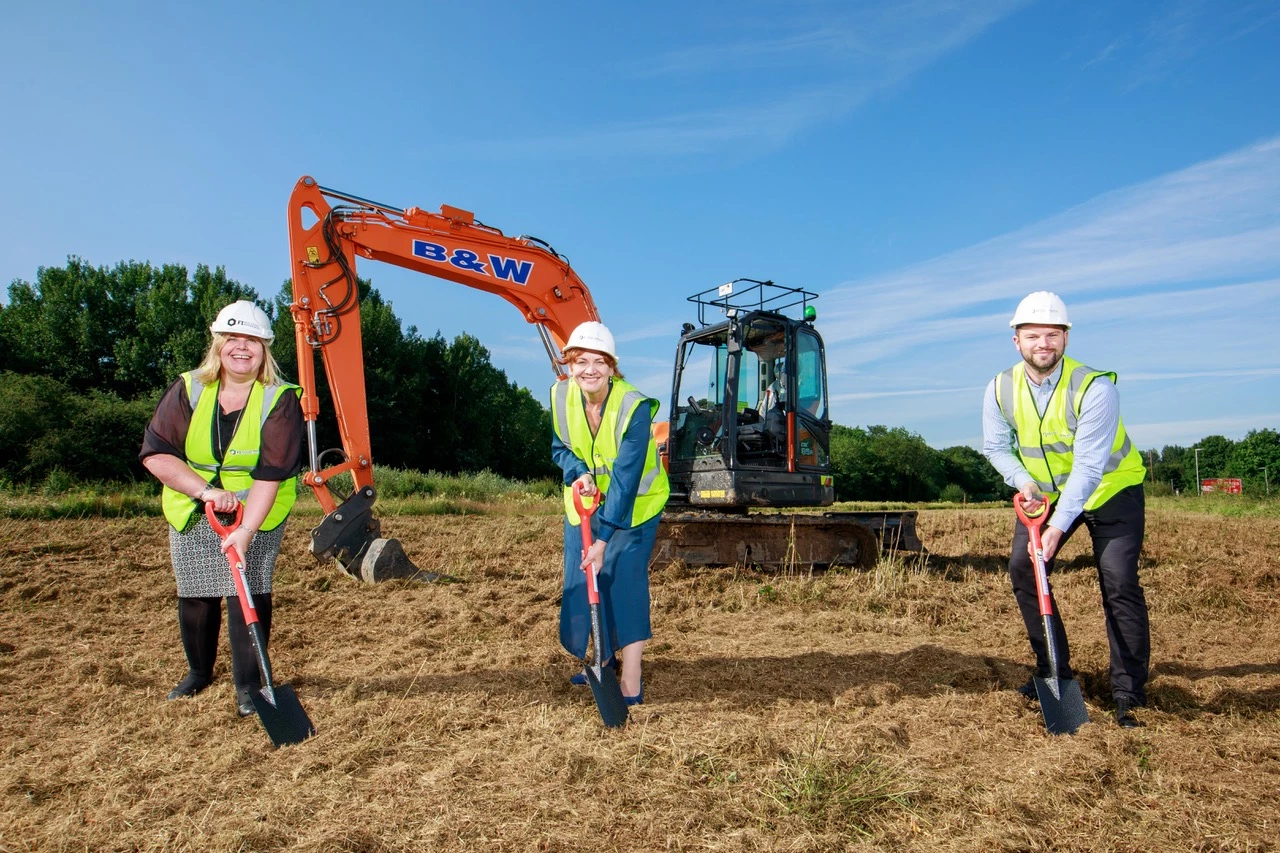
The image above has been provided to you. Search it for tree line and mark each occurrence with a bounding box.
[3,257,1276,501]
[0,258,557,486]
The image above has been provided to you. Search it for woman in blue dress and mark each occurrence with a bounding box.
[550,321,670,705]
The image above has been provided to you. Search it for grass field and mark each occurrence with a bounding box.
[1,501,1277,851]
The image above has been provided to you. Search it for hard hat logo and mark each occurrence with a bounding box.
[1010,291,1071,329]
[211,300,275,343]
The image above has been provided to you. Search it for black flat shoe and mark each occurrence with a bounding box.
[167,672,211,701]
[1115,696,1143,729]
[236,684,258,718]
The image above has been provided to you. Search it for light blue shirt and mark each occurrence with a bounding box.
[981,360,1121,533]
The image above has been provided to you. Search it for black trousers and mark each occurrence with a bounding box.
[177,594,273,688]
[1009,484,1149,703]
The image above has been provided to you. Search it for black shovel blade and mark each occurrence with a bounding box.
[250,684,316,747]
[583,664,629,728]
[1034,676,1089,735]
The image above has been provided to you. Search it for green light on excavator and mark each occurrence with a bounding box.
[804,305,817,322]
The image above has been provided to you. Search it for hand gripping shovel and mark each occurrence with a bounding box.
[206,504,316,747]
[1013,495,1089,735]
[572,483,629,729]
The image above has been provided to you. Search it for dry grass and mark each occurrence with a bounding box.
[1,506,1278,851]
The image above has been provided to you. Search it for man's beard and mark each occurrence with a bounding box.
[1022,349,1062,373]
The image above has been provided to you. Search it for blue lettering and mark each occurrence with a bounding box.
[449,249,488,274]
[488,255,533,285]
[412,240,447,262]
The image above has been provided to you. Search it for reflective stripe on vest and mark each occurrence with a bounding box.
[993,355,1146,510]
[551,376,670,527]
[160,372,300,532]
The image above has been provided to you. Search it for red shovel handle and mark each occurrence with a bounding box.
[572,482,604,605]
[572,481,599,522]
[205,500,244,539]
[1013,493,1050,530]
[1013,494,1055,616]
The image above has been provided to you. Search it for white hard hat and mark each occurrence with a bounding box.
[565,321,616,358]
[211,300,275,343]
[1009,291,1071,329]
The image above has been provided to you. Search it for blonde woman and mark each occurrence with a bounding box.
[140,300,302,717]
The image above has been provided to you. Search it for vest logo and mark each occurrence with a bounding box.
[227,449,255,456]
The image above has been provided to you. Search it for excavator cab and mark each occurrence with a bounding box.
[665,280,834,508]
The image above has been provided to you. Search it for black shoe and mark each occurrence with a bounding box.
[1015,678,1037,700]
[236,684,258,717]
[1115,696,1143,729]
[167,672,211,701]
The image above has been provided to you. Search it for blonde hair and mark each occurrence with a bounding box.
[561,346,624,380]
[194,332,284,386]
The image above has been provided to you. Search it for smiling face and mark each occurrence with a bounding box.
[1013,324,1068,381]
[218,333,266,382]
[569,349,615,400]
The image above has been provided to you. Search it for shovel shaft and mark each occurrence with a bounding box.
[1041,616,1060,682]
[1029,534,1055,617]
[204,506,314,744]
[205,504,274,688]
[1016,496,1065,674]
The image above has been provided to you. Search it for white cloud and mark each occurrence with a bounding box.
[820,136,1280,444]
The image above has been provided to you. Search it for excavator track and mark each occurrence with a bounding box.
[653,510,923,570]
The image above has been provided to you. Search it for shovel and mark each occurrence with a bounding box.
[571,483,629,729]
[206,504,316,747]
[1013,495,1090,735]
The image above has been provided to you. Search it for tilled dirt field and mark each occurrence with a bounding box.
[1,506,1278,851]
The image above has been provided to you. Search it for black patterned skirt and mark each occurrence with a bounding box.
[168,515,287,598]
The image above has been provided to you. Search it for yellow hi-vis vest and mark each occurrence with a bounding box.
[161,372,301,532]
[994,355,1146,510]
[551,376,670,527]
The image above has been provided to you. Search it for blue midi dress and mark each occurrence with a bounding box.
[553,390,660,662]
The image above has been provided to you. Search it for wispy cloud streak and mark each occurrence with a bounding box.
[446,0,1030,163]
[820,137,1280,445]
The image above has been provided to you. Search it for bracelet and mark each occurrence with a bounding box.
[196,484,212,500]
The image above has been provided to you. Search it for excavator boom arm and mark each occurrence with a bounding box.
[285,176,598,575]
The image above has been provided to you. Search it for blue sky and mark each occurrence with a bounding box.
[3,1,1278,451]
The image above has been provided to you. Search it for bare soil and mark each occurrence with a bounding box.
[1,506,1278,851]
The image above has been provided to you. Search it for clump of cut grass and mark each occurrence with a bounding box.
[764,733,917,838]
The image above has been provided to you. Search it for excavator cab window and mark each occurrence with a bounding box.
[670,316,800,467]
[735,320,789,460]
[672,334,727,459]
[795,328,827,421]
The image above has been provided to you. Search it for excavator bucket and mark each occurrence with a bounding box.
[309,487,447,583]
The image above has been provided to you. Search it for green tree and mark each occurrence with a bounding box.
[1225,429,1280,495]
[0,372,154,482]
[940,444,1011,502]
[829,424,944,501]
[271,278,554,481]
[1149,445,1190,493]
[1192,435,1235,482]
[0,258,258,398]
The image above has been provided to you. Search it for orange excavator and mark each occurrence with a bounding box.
[286,177,922,582]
